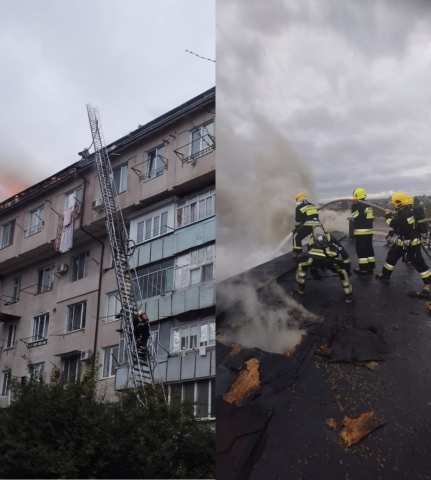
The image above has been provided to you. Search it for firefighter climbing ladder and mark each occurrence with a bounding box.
[86,105,157,405]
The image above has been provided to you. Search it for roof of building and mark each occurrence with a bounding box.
[0,87,215,216]
[217,235,431,479]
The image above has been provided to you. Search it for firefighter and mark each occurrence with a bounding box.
[351,188,375,274]
[376,192,431,295]
[133,311,150,356]
[293,192,320,258]
[294,224,354,303]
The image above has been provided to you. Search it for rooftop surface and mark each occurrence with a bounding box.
[217,236,431,480]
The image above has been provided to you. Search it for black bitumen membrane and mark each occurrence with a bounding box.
[216,236,431,480]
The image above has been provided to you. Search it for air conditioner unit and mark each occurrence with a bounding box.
[91,198,104,211]
[81,349,92,361]
[56,263,69,274]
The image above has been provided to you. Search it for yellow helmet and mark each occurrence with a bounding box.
[296,192,307,202]
[390,192,409,209]
[405,195,414,206]
[353,188,367,200]
[138,311,144,316]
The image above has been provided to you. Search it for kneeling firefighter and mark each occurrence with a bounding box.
[294,224,354,303]
[376,192,431,294]
[351,188,375,274]
[293,193,321,258]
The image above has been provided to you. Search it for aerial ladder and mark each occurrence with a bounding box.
[86,105,158,405]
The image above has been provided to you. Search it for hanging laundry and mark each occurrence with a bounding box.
[59,208,74,253]
[54,214,64,252]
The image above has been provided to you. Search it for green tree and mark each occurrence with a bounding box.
[0,367,215,479]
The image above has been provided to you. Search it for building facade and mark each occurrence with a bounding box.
[0,87,216,419]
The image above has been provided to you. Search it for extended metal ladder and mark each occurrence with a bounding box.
[86,105,157,404]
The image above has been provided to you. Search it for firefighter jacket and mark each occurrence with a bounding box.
[295,200,320,227]
[385,207,420,245]
[306,234,351,269]
[351,202,373,235]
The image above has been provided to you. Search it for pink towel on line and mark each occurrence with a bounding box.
[63,207,73,227]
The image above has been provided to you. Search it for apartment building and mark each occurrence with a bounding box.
[0,87,216,419]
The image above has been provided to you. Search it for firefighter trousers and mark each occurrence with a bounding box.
[293,225,313,252]
[382,244,431,284]
[354,234,375,271]
[296,256,353,297]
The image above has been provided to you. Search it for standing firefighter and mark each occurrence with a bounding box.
[376,192,431,295]
[293,193,320,258]
[351,188,375,274]
[134,311,150,356]
[294,224,354,303]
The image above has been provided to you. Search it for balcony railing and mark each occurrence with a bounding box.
[174,134,215,164]
[131,156,168,182]
[20,335,48,348]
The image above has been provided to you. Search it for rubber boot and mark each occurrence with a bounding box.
[294,282,305,295]
[376,273,390,282]
[292,252,303,259]
[423,284,431,296]
[354,268,368,275]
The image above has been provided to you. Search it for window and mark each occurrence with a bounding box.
[112,164,128,194]
[29,362,45,380]
[171,319,215,353]
[102,345,119,378]
[175,244,215,289]
[1,371,11,397]
[118,332,127,365]
[190,121,214,161]
[31,313,49,343]
[137,211,169,243]
[37,266,54,294]
[71,252,89,281]
[12,277,21,303]
[67,302,86,332]
[150,330,158,358]
[1,220,15,248]
[64,186,83,211]
[135,259,174,300]
[146,145,166,180]
[176,189,215,228]
[107,292,121,322]
[28,206,44,236]
[6,325,17,349]
[63,354,81,382]
[168,379,215,419]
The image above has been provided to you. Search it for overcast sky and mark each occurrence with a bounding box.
[218,0,431,201]
[0,0,215,201]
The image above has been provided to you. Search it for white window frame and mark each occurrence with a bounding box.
[101,345,119,379]
[66,301,87,333]
[111,163,128,195]
[106,292,121,323]
[37,265,54,294]
[171,319,215,354]
[71,252,89,282]
[1,220,15,248]
[64,186,83,211]
[12,277,21,303]
[30,312,50,343]
[27,206,44,237]
[28,362,45,380]
[5,324,17,349]
[146,144,166,180]
[168,378,215,419]
[136,211,169,243]
[1,370,11,397]
[176,188,215,228]
[175,244,215,290]
[190,121,215,161]
[62,354,81,382]
[135,259,175,300]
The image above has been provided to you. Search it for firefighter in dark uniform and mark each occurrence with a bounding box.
[133,311,150,356]
[351,188,375,274]
[294,224,354,303]
[376,192,431,295]
[293,193,320,258]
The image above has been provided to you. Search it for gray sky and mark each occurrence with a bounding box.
[218,0,431,201]
[0,0,215,201]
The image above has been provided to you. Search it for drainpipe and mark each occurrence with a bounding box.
[78,173,104,368]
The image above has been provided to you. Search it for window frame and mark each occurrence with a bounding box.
[176,189,215,228]
[12,277,21,303]
[62,354,81,382]
[146,144,166,180]
[1,370,11,397]
[27,206,44,237]
[168,378,215,419]
[66,301,87,333]
[170,319,215,354]
[134,259,175,300]
[37,265,54,294]
[189,121,215,161]
[175,243,215,290]
[101,345,119,379]
[64,186,83,211]
[106,292,121,323]
[111,163,128,195]
[71,252,90,282]
[136,210,169,243]
[28,362,45,380]
[5,324,17,349]
[1,220,15,249]
[30,312,50,343]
